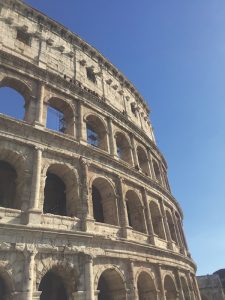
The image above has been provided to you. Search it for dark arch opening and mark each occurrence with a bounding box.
[92,185,104,223]
[0,160,17,209]
[115,132,132,165]
[125,190,146,233]
[137,272,157,300]
[0,87,25,120]
[39,271,68,300]
[137,147,150,176]
[0,275,8,300]
[149,201,165,239]
[43,172,67,216]
[97,269,126,300]
[166,211,177,243]
[164,275,177,300]
[153,160,161,182]
[86,115,108,151]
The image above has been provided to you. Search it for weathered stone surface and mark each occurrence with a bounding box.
[0,0,200,299]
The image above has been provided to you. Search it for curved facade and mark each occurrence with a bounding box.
[0,0,200,299]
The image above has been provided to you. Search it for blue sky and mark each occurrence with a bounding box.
[4,0,225,274]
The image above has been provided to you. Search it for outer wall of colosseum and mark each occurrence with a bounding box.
[0,0,201,299]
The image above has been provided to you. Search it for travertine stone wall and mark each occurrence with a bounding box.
[0,0,201,299]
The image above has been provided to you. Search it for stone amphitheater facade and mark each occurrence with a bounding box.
[0,0,201,299]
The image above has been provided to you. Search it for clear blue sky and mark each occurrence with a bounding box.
[8,0,225,274]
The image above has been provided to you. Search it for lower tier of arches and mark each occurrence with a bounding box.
[0,248,200,300]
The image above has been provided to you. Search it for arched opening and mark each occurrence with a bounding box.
[0,161,17,209]
[39,271,68,300]
[181,277,190,300]
[92,178,118,226]
[0,275,10,300]
[44,173,66,216]
[164,275,177,300]
[43,164,78,217]
[149,201,165,239]
[166,211,177,243]
[46,98,74,135]
[137,271,157,300]
[0,87,25,120]
[86,114,108,151]
[0,77,33,122]
[137,147,150,176]
[153,160,161,183]
[97,269,126,300]
[115,132,132,165]
[125,190,146,233]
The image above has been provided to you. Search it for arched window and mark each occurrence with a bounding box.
[44,173,66,216]
[153,160,161,182]
[0,77,33,122]
[0,87,25,120]
[137,271,157,300]
[115,132,132,165]
[149,201,165,239]
[46,98,74,135]
[164,275,177,300]
[43,165,78,217]
[92,178,118,226]
[39,271,68,300]
[97,269,126,300]
[0,161,17,209]
[86,115,108,151]
[125,190,146,233]
[181,277,191,300]
[166,211,177,243]
[137,146,150,176]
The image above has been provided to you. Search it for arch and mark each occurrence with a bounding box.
[180,276,191,300]
[149,201,165,239]
[85,114,108,151]
[46,97,75,135]
[43,164,79,217]
[137,271,157,300]
[125,190,146,233]
[0,148,26,210]
[0,76,33,122]
[0,268,15,300]
[137,146,150,176]
[164,275,177,300]
[91,177,118,225]
[38,264,77,300]
[97,268,127,300]
[115,131,132,165]
[152,160,161,183]
[166,210,177,243]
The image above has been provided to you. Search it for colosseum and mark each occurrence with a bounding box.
[0,0,201,299]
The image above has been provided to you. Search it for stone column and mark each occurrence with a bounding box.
[127,261,138,300]
[26,147,42,224]
[141,188,155,244]
[175,270,185,300]
[23,246,37,300]
[159,199,173,250]
[84,256,95,300]
[79,157,93,231]
[117,176,129,238]
[107,117,117,158]
[156,264,166,300]
[130,134,139,169]
[78,101,87,145]
[35,82,45,126]
[186,272,197,300]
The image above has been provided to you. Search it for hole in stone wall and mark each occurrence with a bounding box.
[39,271,68,300]
[92,185,104,223]
[0,161,17,209]
[43,172,67,216]
[46,106,66,133]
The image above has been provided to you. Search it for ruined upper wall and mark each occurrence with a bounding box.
[0,0,155,140]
